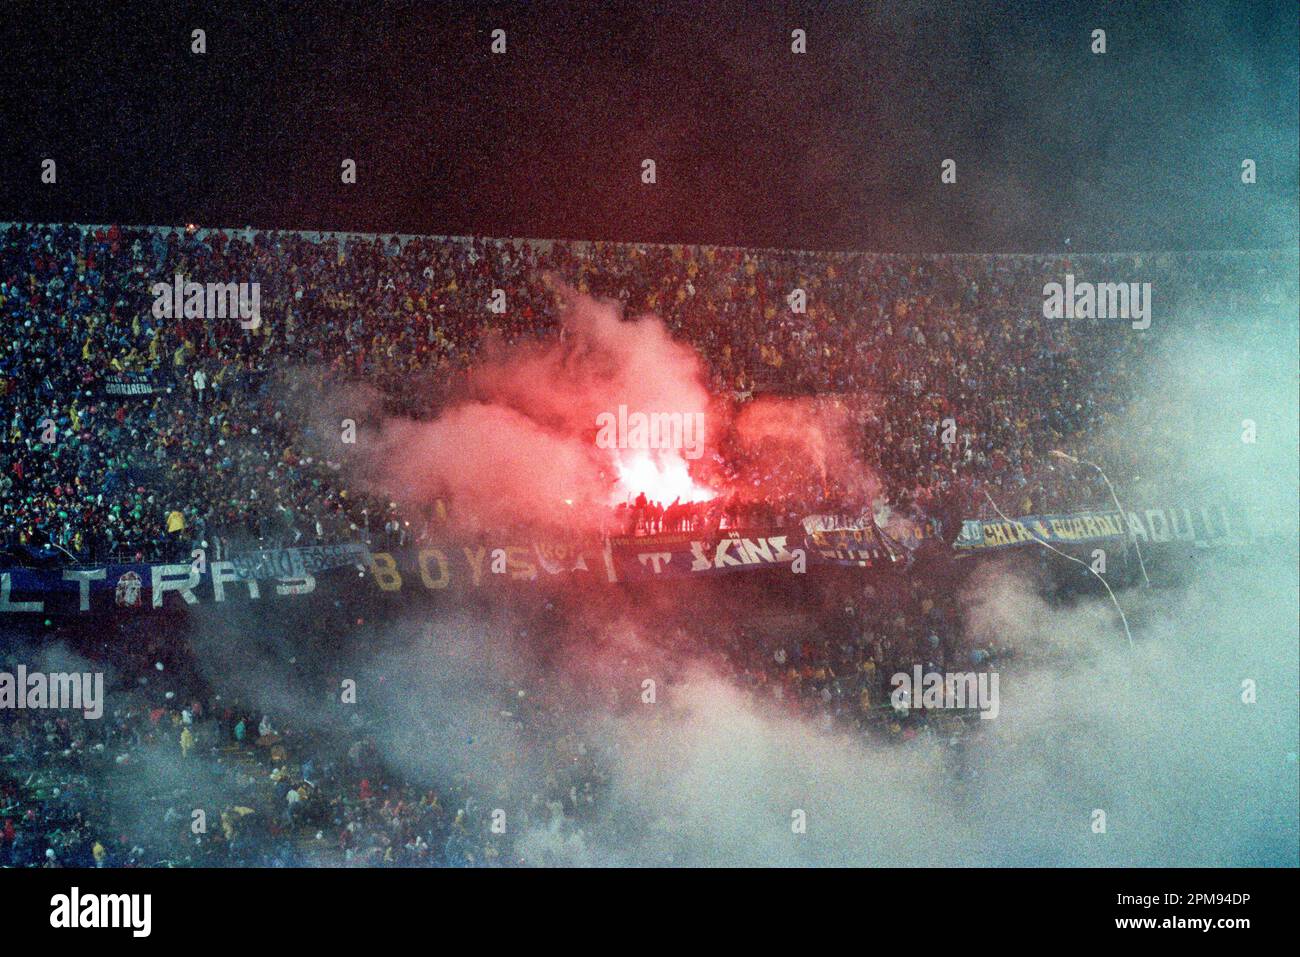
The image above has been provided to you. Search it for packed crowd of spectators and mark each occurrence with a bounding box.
[1,223,1290,866]
[1,222,1293,564]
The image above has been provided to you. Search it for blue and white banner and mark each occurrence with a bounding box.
[227,543,372,581]
[954,503,1253,550]
[0,503,1260,617]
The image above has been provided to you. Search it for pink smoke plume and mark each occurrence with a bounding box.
[725,395,880,513]
[370,285,716,532]
[356,283,880,532]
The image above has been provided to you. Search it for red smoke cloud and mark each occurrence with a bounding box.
[359,283,879,532]
[370,285,714,532]
[729,396,879,508]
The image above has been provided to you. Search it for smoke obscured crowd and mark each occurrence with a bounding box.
[2,564,1015,867]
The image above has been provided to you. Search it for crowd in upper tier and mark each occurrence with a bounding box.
[1,222,1294,562]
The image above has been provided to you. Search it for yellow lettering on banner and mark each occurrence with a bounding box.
[506,546,537,581]
[370,552,403,591]
[1082,516,1101,538]
[463,546,487,587]
[418,548,450,589]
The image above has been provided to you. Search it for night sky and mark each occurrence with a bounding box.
[1,0,1296,251]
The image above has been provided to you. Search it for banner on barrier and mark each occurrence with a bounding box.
[954,504,1252,550]
[0,504,1258,616]
[226,543,372,581]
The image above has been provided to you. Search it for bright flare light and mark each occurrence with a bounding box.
[611,449,715,506]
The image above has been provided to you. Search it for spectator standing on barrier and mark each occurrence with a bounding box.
[165,508,187,560]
